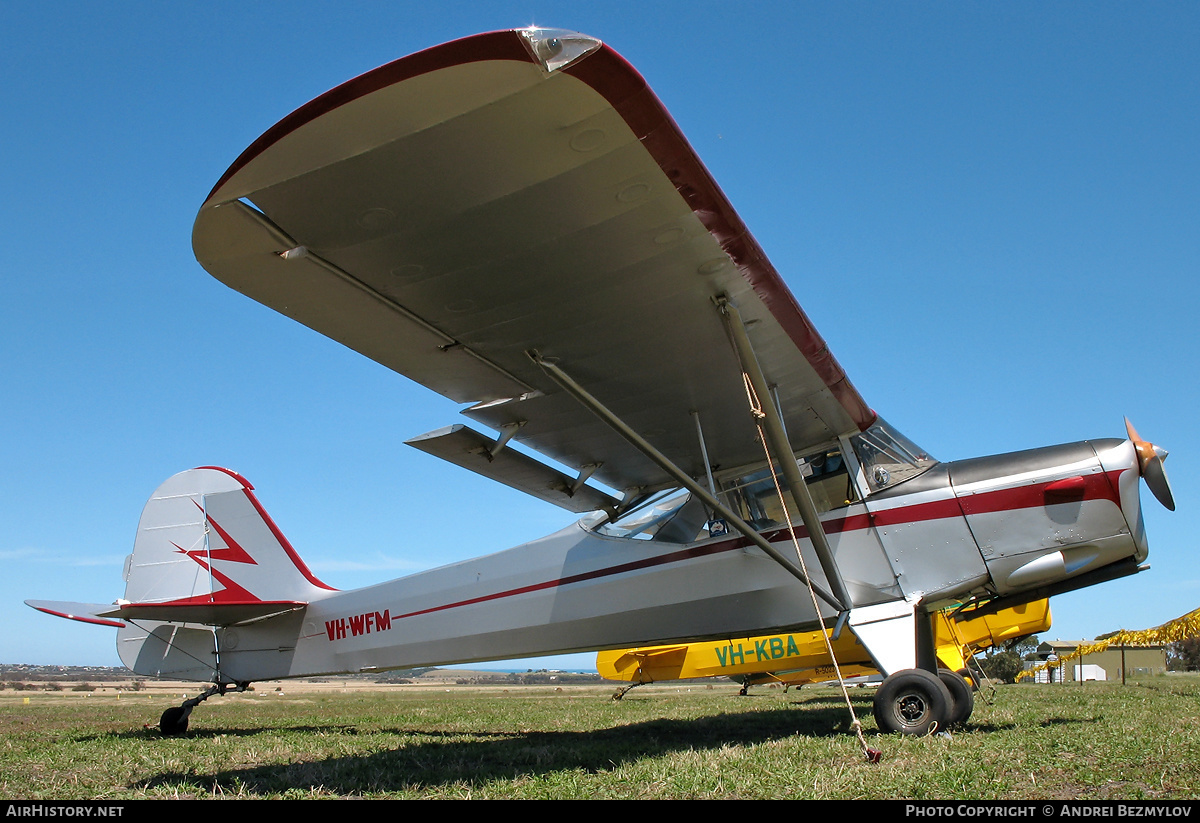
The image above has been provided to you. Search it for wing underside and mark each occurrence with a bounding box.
[193,29,873,499]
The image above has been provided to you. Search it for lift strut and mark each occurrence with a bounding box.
[527,350,843,614]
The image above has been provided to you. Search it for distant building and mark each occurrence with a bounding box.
[1027,640,1167,683]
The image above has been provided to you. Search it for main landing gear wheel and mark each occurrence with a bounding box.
[938,669,975,727]
[873,669,952,736]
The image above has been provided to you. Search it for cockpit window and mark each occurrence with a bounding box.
[586,489,709,542]
[850,419,936,493]
[582,428,929,542]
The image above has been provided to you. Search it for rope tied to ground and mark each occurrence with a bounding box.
[740,373,880,762]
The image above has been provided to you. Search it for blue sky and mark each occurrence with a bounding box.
[2,2,1196,672]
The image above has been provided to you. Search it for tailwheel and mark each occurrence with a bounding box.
[873,669,952,735]
[612,682,643,701]
[158,705,191,736]
[937,669,975,727]
[155,681,250,736]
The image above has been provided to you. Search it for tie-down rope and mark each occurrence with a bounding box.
[740,373,880,762]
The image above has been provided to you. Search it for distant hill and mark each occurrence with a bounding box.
[1,664,604,687]
[2,663,134,683]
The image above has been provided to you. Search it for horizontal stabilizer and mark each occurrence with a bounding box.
[98,600,306,627]
[25,600,125,628]
[596,644,690,682]
[618,645,690,661]
[406,424,621,514]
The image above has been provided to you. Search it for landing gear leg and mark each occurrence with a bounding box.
[157,681,250,736]
[612,682,643,701]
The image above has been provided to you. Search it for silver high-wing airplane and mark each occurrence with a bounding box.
[28,28,1174,737]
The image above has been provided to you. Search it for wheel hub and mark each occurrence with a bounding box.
[897,692,928,723]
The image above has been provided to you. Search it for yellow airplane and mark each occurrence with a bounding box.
[598,599,1051,729]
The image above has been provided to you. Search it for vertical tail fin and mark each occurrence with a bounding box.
[122,466,334,608]
[116,467,335,680]
[27,467,333,681]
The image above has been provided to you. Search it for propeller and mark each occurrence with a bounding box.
[1125,418,1176,511]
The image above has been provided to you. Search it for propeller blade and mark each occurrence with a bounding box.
[1124,417,1176,511]
[1124,417,1145,454]
[1142,454,1176,512]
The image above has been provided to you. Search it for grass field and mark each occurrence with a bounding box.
[2,676,1198,799]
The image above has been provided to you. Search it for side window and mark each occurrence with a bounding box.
[798,448,859,513]
[720,445,859,528]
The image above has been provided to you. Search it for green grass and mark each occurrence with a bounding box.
[2,677,1198,799]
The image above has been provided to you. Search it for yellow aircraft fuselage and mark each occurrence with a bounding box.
[597,600,1051,687]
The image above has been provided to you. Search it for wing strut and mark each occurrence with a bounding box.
[691,410,718,497]
[718,298,855,613]
[527,351,843,614]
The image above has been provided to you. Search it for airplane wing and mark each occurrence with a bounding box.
[193,28,874,498]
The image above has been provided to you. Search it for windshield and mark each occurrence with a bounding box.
[587,490,710,542]
[849,419,936,493]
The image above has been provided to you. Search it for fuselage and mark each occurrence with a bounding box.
[170,437,1144,684]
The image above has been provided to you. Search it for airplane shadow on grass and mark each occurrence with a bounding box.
[133,700,877,794]
[123,692,1102,794]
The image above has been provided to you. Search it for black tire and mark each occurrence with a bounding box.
[938,669,975,727]
[873,669,952,735]
[159,706,189,736]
